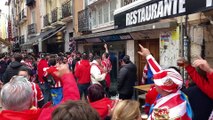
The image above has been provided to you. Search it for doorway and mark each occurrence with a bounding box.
[138,39,159,84]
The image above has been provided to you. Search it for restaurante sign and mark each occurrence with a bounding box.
[114,0,213,29]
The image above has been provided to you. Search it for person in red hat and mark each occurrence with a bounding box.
[138,44,192,120]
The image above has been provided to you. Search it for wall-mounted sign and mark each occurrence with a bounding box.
[115,0,213,29]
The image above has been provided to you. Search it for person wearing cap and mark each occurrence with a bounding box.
[138,44,192,120]
[117,55,137,100]
[75,52,91,99]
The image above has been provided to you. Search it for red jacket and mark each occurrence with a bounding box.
[0,73,80,120]
[144,85,158,114]
[75,60,91,84]
[44,66,62,88]
[37,59,48,84]
[90,98,114,120]
[186,65,213,100]
[102,59,112,87]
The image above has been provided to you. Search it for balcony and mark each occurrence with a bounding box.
[19,35,25,45]
[78,8,91,34]
[19,8,27,24]
[43,14,50,27]
[26,0,35,6]
[61,0,73,22]
[51,7,64,26]
[28,23,37,36]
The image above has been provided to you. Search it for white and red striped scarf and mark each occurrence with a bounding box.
[148,90,192,120]
[43,67,62,88]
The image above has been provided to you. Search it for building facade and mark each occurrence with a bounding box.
[75,0,213,82]
[7,0,74,54]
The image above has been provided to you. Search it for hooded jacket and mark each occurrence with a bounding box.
[2,61,27,84]
[117,61,137,95]
[0,73,80,120]
[90,97,114,120]
[75,60,91,84]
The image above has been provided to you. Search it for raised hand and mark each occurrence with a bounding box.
[138,44,151,57]
[177,57,189,67]
[192,58,213,73]
[104,44,108,49]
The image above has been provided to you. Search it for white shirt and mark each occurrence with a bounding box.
[90,60,107,84]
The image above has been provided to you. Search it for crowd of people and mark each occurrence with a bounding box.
[0,44,212,120]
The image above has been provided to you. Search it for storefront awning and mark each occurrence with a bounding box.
[41,26,66,42]
[74,21,177,41]
[25,26,66,46]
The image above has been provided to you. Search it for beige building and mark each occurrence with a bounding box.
[7,0,74,54]
[75,0,213,82]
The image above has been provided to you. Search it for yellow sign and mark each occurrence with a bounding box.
[171,27,180,41]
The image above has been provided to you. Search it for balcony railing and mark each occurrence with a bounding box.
[28,23,37,35]
[19,35,25,44]
[62,0,72,18]
[19,8,27,22]
[43,14,50,27]
[51,7,62,23]
[78,8,91,33]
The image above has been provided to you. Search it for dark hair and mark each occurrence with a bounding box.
[14,53,23,62]
[93,55,101,60]
[122,55,130,64]
[82,53,88,60]
[48,58,57,66]
[52,100,100,120]
[18,67,31,76]
[88,84,105,102]
[103,52,109,58]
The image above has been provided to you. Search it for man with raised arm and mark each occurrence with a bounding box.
[138,44,192,120]
[0,64,80,120]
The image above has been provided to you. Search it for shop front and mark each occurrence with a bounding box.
[113,0,213,83]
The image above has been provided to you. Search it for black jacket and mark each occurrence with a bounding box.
[183,85,213,120]
[0,60,7,81]
[117,62,137,95]
[0,60,7,74]
[2,61,27,84]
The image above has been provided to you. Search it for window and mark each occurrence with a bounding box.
[110,0,116,21]
[92,10,97,26]
[121,0,138,7]
[31,11,35,23]
[98,6,103,24]
[103,3,109,23]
